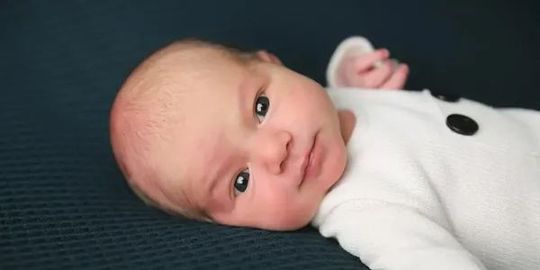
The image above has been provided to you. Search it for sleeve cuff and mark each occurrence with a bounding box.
[326,36,375,88]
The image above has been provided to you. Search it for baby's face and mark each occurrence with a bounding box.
[156,52,349,230]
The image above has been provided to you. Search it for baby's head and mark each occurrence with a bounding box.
[110,39,353,230]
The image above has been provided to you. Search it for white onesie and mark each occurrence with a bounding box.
[311,88,540,270]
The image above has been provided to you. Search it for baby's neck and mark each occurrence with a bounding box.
[337,109,356,144]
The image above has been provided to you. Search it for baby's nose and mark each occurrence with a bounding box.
[253,130,291,174]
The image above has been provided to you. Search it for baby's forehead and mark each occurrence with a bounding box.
[136,68,243,139]
[131,43,256,142]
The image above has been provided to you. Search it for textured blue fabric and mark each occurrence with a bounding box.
[1,0,538,269]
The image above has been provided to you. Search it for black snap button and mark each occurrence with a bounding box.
[446,114,479,136]
[430,90,460,102]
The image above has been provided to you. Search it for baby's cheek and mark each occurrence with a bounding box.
[263,197,315,230]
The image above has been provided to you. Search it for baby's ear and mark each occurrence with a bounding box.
[255,50,283,65]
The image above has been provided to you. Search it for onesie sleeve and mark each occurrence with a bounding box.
[315,200,487,270]
[326,36,375,88]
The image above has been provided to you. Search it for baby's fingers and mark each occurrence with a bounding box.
[353,49,390,72]
[360,59,394,88]
[380,64,409,89]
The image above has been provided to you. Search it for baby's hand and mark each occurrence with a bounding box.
[336,48,409,90]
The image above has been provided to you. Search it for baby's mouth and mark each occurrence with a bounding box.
[299,132,318,187]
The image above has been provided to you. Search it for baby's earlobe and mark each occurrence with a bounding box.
[255,50,283,65]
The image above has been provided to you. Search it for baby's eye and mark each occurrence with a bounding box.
[234,169,250,196]
[255,95,270,122]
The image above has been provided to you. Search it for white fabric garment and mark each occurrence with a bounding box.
[311,88,540,270]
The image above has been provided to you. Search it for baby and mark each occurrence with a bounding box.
[110,37,540,270]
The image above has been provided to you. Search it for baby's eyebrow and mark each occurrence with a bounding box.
[203,134,237,213]
[237,75,261,125]
[202,162,227,213]
[206,167,235,213]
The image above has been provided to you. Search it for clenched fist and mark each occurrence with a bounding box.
[328,36,409,90]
